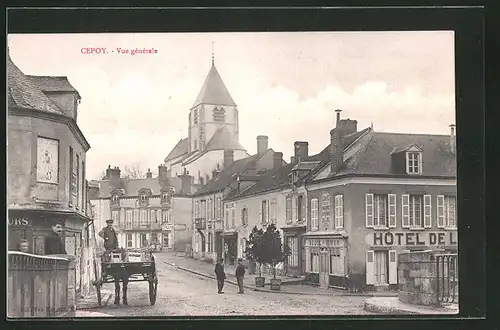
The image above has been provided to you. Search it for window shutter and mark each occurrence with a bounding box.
[335,195,344,229]
[388,250,398,284]
[402,194,410,228]
[437,195,445,228]
[266,200,270,223]
[301,196,307,222]
[366,250,375,285]
[119,208,125,225]
[424,195,432,228]
[388,194,397,228]
[134,209,139,225]
[365,194,374,228]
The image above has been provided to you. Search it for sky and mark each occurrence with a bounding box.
[8,31,456,180]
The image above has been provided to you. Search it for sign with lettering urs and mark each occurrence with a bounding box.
[365,231,458,247]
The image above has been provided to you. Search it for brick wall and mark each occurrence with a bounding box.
[398,250,438,306]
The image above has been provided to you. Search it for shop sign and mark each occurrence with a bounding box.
[365,231,458,247]
[8,217,32,227]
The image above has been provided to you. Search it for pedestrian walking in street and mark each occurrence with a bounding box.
[235,258,246,294]
[44,220,67,255]
[215,258,226,294]
[99,219,128,305]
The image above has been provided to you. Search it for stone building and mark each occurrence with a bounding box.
[163,58,250,185]
[7,52,93,296]
[303,111,457,291]
[89,166,195,252]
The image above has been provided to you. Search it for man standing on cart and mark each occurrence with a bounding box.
[99,219,128,305]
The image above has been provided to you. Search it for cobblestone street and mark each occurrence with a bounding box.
[90,252,373,316]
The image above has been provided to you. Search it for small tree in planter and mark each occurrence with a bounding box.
[244,226,265,287]
[260,224,290,291]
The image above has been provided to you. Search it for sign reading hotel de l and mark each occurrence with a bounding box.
[365,231,458,247]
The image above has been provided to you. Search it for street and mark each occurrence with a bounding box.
[91,254,373,316]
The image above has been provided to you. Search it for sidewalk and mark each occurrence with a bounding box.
[364,297,459,315]
[158,252,398,297]
[76,286,114,311]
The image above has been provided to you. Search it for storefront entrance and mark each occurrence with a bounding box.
[319,248,329,287]
[214,232,222,261]
[223,233,237,265]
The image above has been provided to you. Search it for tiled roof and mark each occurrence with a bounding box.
[164,138,189,162]
[204,127,246,152]
[346,132,456,177]
[93,177,182,199]
[193,154,261,196]
[291,161,321,171]
[192,64,236,108]
[26,75,81,98]
[8,56,63,115]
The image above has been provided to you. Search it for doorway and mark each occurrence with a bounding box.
[319,248,329,287]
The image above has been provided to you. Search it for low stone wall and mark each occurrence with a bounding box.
[398,250,439,306]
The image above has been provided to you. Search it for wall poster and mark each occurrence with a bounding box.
[36,137,59,184]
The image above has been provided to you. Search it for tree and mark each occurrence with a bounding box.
[122,162,145,179]
[244,226,265,277]
[260,224,291,279]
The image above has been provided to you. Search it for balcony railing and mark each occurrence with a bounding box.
[8,251,73,318]
[119,222,163,231]
[195,218,206,230]
[436,253,459,304]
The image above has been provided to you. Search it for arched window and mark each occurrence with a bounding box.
[212,107,226,122]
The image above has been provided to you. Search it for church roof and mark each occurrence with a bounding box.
[205,127,246,152]
[192,64,236,108]
[164,138,189,163]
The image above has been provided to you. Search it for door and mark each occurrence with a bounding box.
[215,232,222,260]
[300,235,306,275]
[319,249,329,287]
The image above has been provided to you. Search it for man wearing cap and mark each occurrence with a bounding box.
[99,219,118,251]
[45,220,67,255]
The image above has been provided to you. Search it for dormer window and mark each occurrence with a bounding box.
[162,192,168,202]
[140,193,147,202]
[138,188,152,206]
[112,194,119,202]
[406,151,422,175]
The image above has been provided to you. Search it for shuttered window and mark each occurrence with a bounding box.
[424,195,432,228]
[366,194,374,228]
[311,198,319,230]
[437,195,456,228]
[321,193,331,225]
[334,195,344,229]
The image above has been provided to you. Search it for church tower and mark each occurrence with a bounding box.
[188,55,240,153]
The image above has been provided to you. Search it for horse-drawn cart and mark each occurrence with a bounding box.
[93,248,158,306]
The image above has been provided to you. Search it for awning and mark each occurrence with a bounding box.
[303,230,348,237]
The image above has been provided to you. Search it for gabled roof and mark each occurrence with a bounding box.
[164,138,189,163]
[8,56,63,115]
[193,154,261,196]
[92,177,183,199]
[26,75,81,99]
[192,64,236,108]
[205,127,246,152]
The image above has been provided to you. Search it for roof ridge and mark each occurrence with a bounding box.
[374,131,451,137]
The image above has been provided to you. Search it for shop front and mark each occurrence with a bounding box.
[304,234,348,289]
[222,232,238,265]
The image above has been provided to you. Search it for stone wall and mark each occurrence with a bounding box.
[398,250,439,306]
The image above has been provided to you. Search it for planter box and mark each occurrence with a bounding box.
[255,277,265,287]
[270,278,281,291]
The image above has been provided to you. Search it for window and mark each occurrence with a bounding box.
[126,210,132,228]
[406,152,422,174]
[201,200,206,219]
[286,195,293,223]
[215,197,221,219]
[409,195,422,227]
[69,147,75,203]
[311,198,319,230]
[37,137,59,184]
[297,195,303,221]
[287,236,299,266]
[140,193,147,202]
[195,201,200,218]
[374,251,389,284]
[241,208,248,226]
[81,161,85,210]
[151,233,158,243]
[310,251,320,273]
[156,209,162,223]
[111,210,119,223]
[225,210,229,228]
[140,209,148,225]
[162,210,169,224]
[112,194,119,202]
[321,193,331,225]
[261,200,269,224]
[127,234,133,248]
[140,234,147,247]
[208,233,213,253]
[329,248,344,276]
[374,195,387,227]
[270,198,277,224]
[162,192,168,203]
[334,195,344,229]
[150,209,157,223]
[213,107,226,122]
[437,195,457,228]
[76,154,80,208]
[402,194,429,228]
[231,209,236,227]
[207,199,213,220]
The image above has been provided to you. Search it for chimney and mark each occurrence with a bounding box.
[212,168,220,180]
[290,156,296,163]
[273,152,283,170]
[177,170,193,195]
[158,165,169,185]
[106,165,121,181]
[450,124,456,153]
[335,109,342,126]
[146,168,152,178]
[337,119,358,136]
[330,128,344,173]
[223,149,234,169]
[294,141,309,162]
[257,135,269,154]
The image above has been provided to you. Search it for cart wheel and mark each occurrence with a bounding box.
[93,280,102,307]
[149,275,158,305]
